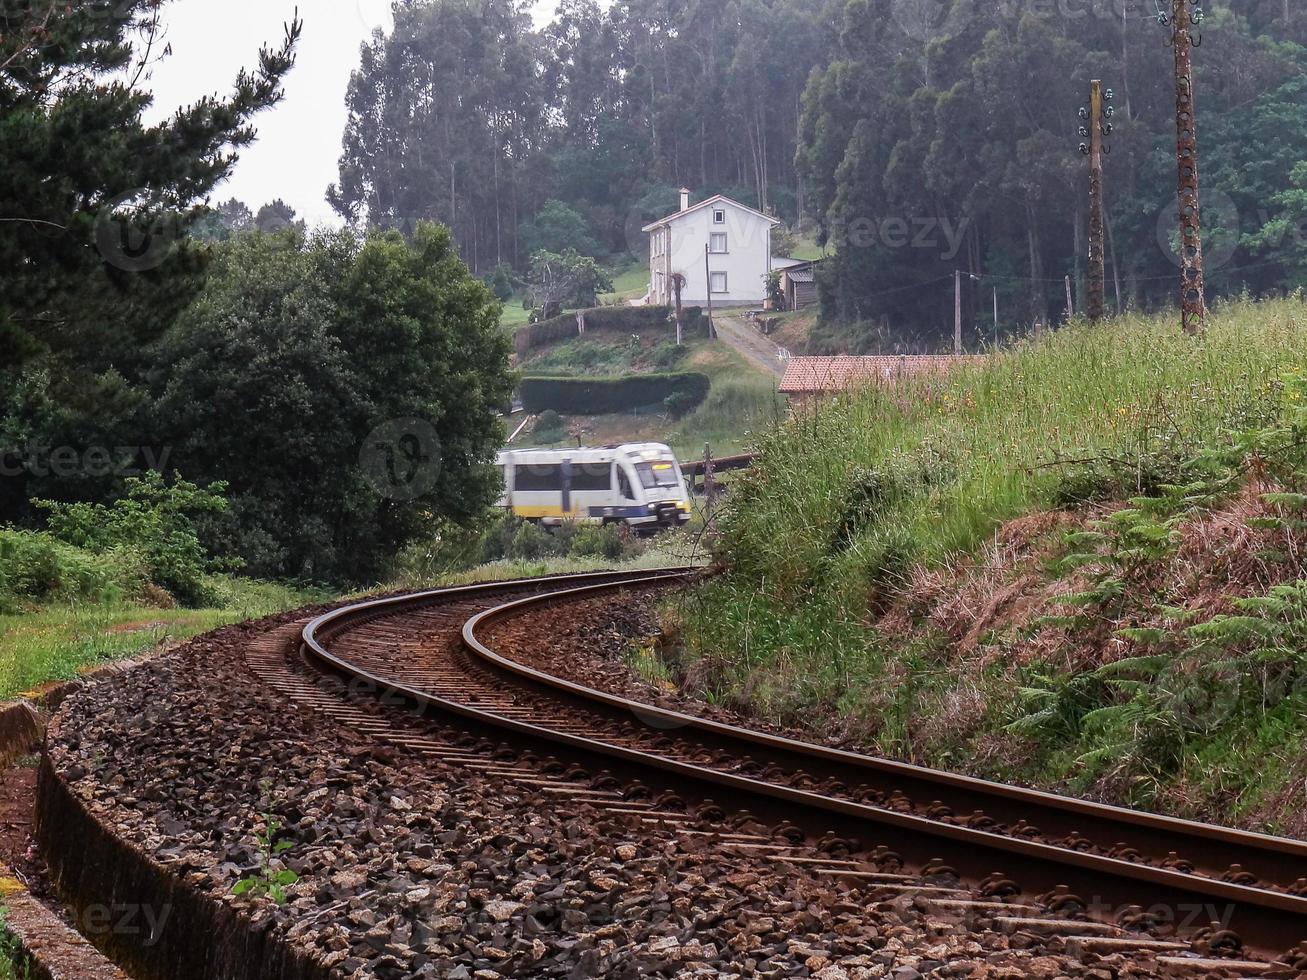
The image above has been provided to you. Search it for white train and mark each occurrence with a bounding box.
[495,443,692,530]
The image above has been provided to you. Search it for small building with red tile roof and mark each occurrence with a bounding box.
[778,354,984,407]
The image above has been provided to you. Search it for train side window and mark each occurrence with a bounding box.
[514,463,562,492]
[616,466,634,499]
[572,462,611,492]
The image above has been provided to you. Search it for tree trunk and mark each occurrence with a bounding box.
[1026,202,1044,330]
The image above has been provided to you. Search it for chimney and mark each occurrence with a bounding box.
[679,187,691,211]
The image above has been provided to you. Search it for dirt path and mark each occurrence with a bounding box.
[711,312,787,377]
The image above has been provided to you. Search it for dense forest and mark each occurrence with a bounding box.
[329,0,835,268]
[332,0,1307,347]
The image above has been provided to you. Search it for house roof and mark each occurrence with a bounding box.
[642,194,781,232]
[771,256,807,271]
[785,268,815,283]
[778,355,984,394]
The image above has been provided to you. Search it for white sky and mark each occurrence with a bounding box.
[142,1,394,226]
[143,0,555,227]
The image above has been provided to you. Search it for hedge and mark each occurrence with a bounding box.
[514,305,674,354]
[520,372,711,415]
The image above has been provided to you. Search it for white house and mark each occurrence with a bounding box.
[642,188,780,306]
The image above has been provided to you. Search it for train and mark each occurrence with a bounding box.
[494,443,692,530]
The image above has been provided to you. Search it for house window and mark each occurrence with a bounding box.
[709,232,728,254]
[713,208,726,224]
[710,271,728,294]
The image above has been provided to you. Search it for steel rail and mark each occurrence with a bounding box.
[302,571,1307,961]
[462,576,1307,883]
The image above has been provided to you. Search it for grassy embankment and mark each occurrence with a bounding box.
[667,299,1307,833]
[513,321,782,457]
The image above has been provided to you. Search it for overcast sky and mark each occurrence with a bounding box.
[144,0,396,226]
[144,0,562,227]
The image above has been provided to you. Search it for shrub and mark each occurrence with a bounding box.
[651,342,688,370]
[533,409,565,439]
[664,390,697,419]
[570,523,637,561]
[33,471,231,607]
[473,513,645,565]
[0,530,146,609]
[520,372,710,415]
[509,520,558,560]
[483,262,514,301]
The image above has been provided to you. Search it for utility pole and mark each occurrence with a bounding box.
[954,269,962,355]
[993,287,999,347]
[1158,0,1206,334]
[1085,80,1109,322]
[1064,275,1074,320]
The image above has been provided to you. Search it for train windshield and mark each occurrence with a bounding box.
[635,460,679,490]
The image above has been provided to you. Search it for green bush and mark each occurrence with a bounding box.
[570,523,636,560]
[520,372,710,415]
[509,520,559,560]
[473,513,646,565]
[483,262,515,301]
[651,342,688,370]
[33,472,232,607]
[663,390,697,420]
[0,530,146,610]
[533,409,566,443]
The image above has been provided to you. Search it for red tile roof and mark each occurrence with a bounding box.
[778,355,984,394]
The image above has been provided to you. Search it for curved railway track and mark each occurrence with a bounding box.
[248,569,1307,973]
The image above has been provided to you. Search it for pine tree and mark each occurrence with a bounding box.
[0,2,302,371]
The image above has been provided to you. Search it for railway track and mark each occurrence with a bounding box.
[250,569,1307,974]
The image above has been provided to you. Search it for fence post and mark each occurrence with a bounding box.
[703,442,716,511]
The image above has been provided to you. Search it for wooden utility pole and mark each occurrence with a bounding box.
[1165,0,1206,334]
[1087,79,1107,322]
[954,269,962,355]
[1064,275,1074,319]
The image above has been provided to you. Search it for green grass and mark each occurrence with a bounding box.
[0,920,25,980]
[499,297,532,332]
[0,576,319,700]
[600,260,649,304]
[384,538,706,593]
[715,300,1305,595]
[667,374,785,456]
[671,299,1307,826]
[784,238,824,261]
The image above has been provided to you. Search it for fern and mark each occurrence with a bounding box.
[1113,626,1171,645]
[1094,653,1171,679]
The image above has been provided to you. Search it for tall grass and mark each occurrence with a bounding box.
[718,300,1305,605]
[673,300,1307,820]
[669,374,786,456]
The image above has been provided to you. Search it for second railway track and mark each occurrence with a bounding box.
[257,568,1307,973]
